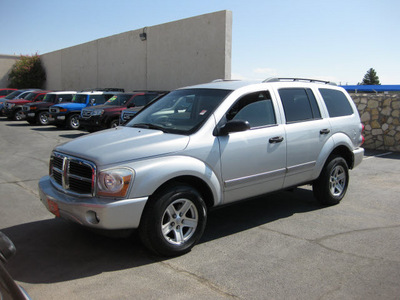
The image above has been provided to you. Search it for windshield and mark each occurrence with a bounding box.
[72,94,88,104]
[44,94,56,103]
[24,92,37,100]
[104,94,132,106]
[126,89,230,135]
[4,90,23,100]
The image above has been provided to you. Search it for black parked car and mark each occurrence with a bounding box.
[0,231,30,299]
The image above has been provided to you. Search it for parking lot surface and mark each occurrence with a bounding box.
[0,118,399,299]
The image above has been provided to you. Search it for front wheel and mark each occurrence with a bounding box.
[14,109,24,121]
[313,156,349,205]
[109,119,119,128]
[67,114,80,130]
[139,184,207,256]
[37,111,50,125]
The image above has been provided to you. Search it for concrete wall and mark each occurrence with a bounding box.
[41,10,232,91]
[351,93,400,152]
[0,54,19,87]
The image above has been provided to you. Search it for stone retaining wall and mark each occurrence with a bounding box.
[350,93,400,152]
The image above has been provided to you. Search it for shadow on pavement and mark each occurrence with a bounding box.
[2,187,321,284]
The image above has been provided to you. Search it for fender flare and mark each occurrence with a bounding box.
[124,155,222,207]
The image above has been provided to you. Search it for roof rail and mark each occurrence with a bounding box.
[263,77,337,86]
[80,88,125,92]
[211,79,242,83]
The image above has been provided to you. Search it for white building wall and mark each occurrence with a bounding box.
[0,54,19,87]
[40,10,232,92]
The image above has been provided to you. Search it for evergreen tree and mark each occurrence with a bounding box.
[360,68,381,85]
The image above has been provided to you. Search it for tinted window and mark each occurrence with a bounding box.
[44,94,56,103]
[73,94,88,104]
[228,91,276,128]
[279,88,321,123]
[319,89,354,117]
[60,94,74,102]
[91,95,106,104]
[127,89,230,135]
[132,95,147,106]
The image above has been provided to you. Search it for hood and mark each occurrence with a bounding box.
[55,126,190,167]
[55,102,85,109]
[7,99,30,105]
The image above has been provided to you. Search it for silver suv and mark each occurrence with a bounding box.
[39,78,364,256]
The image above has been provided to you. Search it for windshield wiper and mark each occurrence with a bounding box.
[132,123,167,132]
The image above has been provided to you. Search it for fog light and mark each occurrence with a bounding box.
[86,210,99,224]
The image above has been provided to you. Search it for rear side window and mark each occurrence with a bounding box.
[319,89,354,117]
[279,88,321,123]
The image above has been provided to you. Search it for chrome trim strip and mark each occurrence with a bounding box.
[286,161,316,175]
[224,168,286,188]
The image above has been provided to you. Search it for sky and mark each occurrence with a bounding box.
[1,0,399,85]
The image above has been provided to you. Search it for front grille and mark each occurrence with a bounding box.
[50,152,96,196]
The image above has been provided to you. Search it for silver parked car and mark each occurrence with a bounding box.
[39,78,364,256]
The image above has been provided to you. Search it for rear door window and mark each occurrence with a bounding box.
[279,88,321,123]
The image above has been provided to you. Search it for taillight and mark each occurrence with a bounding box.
[360,123,365,146]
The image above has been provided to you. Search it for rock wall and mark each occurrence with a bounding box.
[351,93,400,152]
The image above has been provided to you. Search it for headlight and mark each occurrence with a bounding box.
[97,168,133,197]
[92,109,104,116]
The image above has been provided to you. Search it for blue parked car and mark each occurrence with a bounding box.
[48,88,123,129]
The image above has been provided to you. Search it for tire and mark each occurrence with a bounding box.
[109,119,119,128]
[139,184,207,257]
[37,111,50,125]
[67,114,80,130]
[14,109,24,121]
[313,156,349,205]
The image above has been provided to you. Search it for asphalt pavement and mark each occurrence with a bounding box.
[0,117,399,299]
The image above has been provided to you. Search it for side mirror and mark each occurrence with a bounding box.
[0,232,16,262]
[218,120,250,136]
[90,98,95,105]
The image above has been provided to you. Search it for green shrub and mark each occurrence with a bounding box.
[8,53,46,89]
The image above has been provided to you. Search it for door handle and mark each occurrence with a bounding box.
[269,136,284,143]
[320,128,330,135]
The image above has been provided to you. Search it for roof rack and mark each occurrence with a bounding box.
[80,88,125,92]
[263,77,337,86]
[131,90,169,93]
[211,79,242,83]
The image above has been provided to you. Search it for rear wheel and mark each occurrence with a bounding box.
[67,114,80,130]
[139,184,207,256]
[313,156,349,205]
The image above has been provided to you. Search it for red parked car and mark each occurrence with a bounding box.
[4,90,51,121]
[0,88,17,98]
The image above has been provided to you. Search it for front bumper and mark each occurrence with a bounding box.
[48,113,66,125]
[79,116,106,129]
[38,176,148,229]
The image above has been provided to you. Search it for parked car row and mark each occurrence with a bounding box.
[0,88,168,131]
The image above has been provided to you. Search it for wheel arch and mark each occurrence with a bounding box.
[151,175,215,209]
